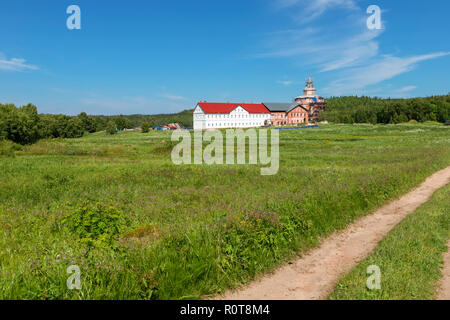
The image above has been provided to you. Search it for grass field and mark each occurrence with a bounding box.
[0,123,449,299]
[329,182,450,300]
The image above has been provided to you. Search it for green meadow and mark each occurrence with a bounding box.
[329,182,450,300]
[0,123,449,299]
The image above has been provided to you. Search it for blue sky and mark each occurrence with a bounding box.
[1,0,449,115]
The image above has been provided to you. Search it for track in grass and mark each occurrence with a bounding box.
[220,166,450,300]
[437,241,450,300]
[329,183,450,300]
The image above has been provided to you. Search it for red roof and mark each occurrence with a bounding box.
[197,102,270,114]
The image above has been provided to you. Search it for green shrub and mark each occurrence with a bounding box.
[106,121,117,135]
[63,201,129,248]
[0,140,22,157]
[423,121,443,126]
[141,122,150,133]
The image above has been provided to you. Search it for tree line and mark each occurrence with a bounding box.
[320,95,450,124]
[2,95,449,145]
[0,103,132,145]
[0,103,194,145]
[117,110,193,128]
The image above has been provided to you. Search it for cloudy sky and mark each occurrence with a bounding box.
[1,0,449,115]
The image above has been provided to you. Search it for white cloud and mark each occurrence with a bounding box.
[397,85,417,93]
[277,80,293,86]
[276,0,358,22]
[324,52,450,95]
[261,1,450,96]
[257,14,383,72]
[0,53,38,72]
[159,93,187,101]
[319,28,382,72]
[387,85,418,98]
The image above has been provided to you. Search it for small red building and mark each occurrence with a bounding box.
[263,103,309,126]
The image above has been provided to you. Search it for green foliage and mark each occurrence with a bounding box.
[0,140,22,157]
[93,109,194,129]
[106,121,117,135]
[0,104,86,144]
[63,201,129,248]
[141,122,150,133]
[0,103,41,144]
[78,112,97,133]
[0,103,193,145]
[114,115,133,131]
[39,114,84,139]
[322,95,450,124]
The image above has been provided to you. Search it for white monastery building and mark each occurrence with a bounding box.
[193,102,271,130]
[193,75,326,130]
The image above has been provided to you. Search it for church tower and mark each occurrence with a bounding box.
[303,73,317,96]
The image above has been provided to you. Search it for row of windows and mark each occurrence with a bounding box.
[273,113,306,118]
[274,119,305,125]
[201,113,305,119]
[206,122,263,127]
[206,114,268,119]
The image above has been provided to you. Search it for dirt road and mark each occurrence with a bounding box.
[220,166,450,300]
[437,241,450,300]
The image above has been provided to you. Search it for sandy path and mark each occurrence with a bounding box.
[220,166,450,300]
[437,241,450,300]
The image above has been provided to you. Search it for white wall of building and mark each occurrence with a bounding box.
[193,105,270,130]
[193,105,206,130]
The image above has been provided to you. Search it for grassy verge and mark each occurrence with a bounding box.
[329,183,450,300]
[0,124,449,299]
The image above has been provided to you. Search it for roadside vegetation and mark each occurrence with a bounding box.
[329,183,450,300]
[0,123,449,299]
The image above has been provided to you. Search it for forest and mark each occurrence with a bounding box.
[321,95,450,124]
[0,103,193,145]
[1,95,449,145]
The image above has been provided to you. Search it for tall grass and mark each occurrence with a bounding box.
[0,124,449,299]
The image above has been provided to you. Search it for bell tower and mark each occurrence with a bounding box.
[303,73,317,96]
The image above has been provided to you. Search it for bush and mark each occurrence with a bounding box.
[0,140,22,157]
[62,201,129,248]
[0,103,41,144]
[141,122,150,133]
[106,121,117,135]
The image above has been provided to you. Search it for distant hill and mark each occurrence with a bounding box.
[96,109,194,128]
[321,95,450,124]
